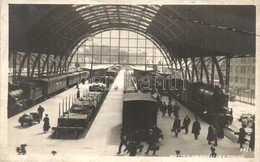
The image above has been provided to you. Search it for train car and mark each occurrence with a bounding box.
[66,72,80,88]
[32,75,67,96]
[122,92,158,138]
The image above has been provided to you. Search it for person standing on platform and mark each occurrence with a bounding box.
[43,114,50,133]
[172,116,181,137]
[167,103,173,117]
[173,102,180,117]
[207,124,217,146]
[182,115,191,134]
[37,105,45,120]
[77,89,80,99]
[249,122,255,151]
[192,118,201,140]
[161,101,167,117]
[237,125,246,149]
[117,129,128,154]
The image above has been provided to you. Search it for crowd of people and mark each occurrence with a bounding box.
[117,92,255,157]
[117,125,162,156]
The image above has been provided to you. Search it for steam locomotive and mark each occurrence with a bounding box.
[8,71,89,118]
[129,67,233,126]
[173,81,233,126]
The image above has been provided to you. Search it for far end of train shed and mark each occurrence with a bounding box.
[122,92,158,133]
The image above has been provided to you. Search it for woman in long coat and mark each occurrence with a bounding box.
[43,114,50,132]
[192,118,201,139]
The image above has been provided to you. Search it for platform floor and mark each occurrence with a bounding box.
[7,70,254,161]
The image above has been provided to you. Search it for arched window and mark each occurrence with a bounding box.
[70,30,168,70]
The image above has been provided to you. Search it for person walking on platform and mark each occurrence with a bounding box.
[207,124,217,146]
[182,115,191,134]
[127,139,137,156]
[76,89,80,99]
[37,105,45,120]
[161,101,167,117]
[132,130,143,152]
[167,103,173,117]
[43,114,50,133]
[117,129,128,154]
[236,125,246,149]
[144,129,158,155]
[172,116,181,137]
[192,118,201,140]
[152,125,163,142]
[173,102,180,117]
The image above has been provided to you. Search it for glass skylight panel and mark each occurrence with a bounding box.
[75,6,87,11]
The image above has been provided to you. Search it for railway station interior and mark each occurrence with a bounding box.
[1,3,259,162]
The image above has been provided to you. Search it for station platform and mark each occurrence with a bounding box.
[7,70,254,161]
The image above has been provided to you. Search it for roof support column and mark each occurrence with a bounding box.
[38,53,41,78]
[184,58,191,81]
[191,58,199,82]
[178,59,185,79]
[18,53,27,77]
[12,51,17,84]
[200,57,210,84]
[27,52,31,78]
[225,57,230,93]
[211,57,215,85]
[212,56,224,88]
[46,56,49,76]
[31,53,41,78]
[200,57,203,82]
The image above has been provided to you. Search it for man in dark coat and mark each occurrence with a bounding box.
[207,124,217,145]
[144,129,158,155]
[117,129,128,154]
[43,114,50,133]
[37,105,45,120]
[237,125,246,149]
[152,125,163,142]
[192,118,201,140]
[173,102,180,117]
[132,130,143,152]
[127,139,137,156]
[167,103,173,117]
[182,115,191,134]
[172,116,181,137]
[161,101,167,117]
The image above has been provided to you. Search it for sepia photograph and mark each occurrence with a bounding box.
[0,0,259,162]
